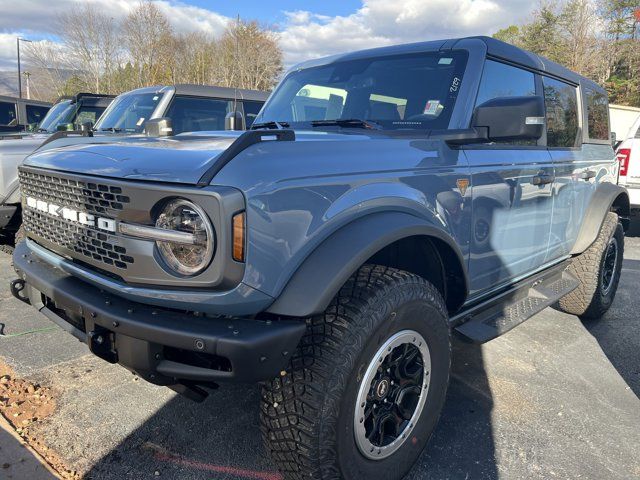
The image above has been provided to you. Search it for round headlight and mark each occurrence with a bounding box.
[155,199,215,276]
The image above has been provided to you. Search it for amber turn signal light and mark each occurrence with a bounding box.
[232,212,246,262]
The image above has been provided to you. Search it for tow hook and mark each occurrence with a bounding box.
[10,279,30,305]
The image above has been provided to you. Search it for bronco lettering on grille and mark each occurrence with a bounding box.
[25,196,117,233]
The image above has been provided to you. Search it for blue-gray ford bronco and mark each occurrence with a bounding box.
[11,37,629,479]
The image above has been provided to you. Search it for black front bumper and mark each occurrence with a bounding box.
[12,241,306,386]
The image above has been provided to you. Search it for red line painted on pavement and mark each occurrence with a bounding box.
[154,452,283,480]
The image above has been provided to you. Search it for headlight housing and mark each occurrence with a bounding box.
[155,199,215,276]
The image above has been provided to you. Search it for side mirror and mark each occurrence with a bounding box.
[56,122,74,132]
[472,96,545,143]
[225,111,246,131]
[80,122,94,137]
[144,117,173,137]
[611,131,617,148]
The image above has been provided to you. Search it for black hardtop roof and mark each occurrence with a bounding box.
[54,92,115,107]
[0,95,51,106]
[173,84,270,102]
[294,36,606,96]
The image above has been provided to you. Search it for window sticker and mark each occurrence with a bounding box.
[153,96,159,101]
[423,100,442,116]
[438,57,453,65]
[136,117,146,126]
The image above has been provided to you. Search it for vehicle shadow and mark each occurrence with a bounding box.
[82,339,498,480]
[581,257,640,397]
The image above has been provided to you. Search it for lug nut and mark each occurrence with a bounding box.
[90,312,97,318]
[112,321,119,328]
[194,339,205,350]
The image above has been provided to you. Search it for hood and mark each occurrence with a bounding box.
[23,132,243,184]
[22,130,376,185]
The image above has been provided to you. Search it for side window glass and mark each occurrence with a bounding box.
[475,60,535,107]
[543,77,579,148]
[242,101,264,128]
[166,96,233,134]
[26,105,49,125]
[75,107,103,126]
[0,101,17,125]
[585,88,609,140]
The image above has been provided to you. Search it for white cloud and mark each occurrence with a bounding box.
[278,0,536,66]
[0,0,536,77]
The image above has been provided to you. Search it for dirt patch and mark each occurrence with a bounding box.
[0,362,78,479]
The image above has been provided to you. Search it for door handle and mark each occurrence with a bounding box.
[576,170,596,181]
[531,173,555,186]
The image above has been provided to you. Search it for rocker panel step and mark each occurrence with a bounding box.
[454,268,579,344]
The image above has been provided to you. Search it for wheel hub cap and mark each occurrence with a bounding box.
[354,330,431,460]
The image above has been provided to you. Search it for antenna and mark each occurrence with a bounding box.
[233,13,240,114]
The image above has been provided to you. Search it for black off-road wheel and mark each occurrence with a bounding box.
[260,265,451,480]
[557,212,624,319]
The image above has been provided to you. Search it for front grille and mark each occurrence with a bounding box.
[20,169,134,270]
[23,208,134,270]
[19,170,130,216]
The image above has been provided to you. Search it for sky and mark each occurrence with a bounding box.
[0,0,538,71]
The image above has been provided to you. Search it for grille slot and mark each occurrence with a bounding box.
[23,209,133,269]
[19,170,130,216]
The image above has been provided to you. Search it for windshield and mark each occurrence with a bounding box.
[95,92,165,133]
[257,51,468,131]
[37,100,74,132]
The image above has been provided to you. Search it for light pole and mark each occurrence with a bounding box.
[23,72,31,99]
[17,37,32,98]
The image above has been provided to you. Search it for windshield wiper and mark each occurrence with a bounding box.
[99,127,123,132]
[311,119,382,130]
[251,121,290,130]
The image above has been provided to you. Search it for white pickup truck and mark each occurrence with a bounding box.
[617,114,640,211]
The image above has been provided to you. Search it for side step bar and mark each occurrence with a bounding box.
[453,264,579,344]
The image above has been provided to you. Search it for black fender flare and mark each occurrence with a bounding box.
[570,182,630,255]
[266,212,468,317]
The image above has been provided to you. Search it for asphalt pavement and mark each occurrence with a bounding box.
[0,224,639,480]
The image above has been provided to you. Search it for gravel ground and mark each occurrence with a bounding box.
[0,226,639,480]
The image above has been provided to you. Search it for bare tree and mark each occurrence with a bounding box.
[57,4,119,93]
[23,41,73,98]
[215,19,283,90]
[123,1,175,88]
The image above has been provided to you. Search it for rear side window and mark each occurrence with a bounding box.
[0,101,16,125]
[585,88,609,140]
[166,96,232,134]
[26,104,49,125]
[242,100,264,127]
[543,77,579,148]
[75,106,105,126]
[475,60,535,107]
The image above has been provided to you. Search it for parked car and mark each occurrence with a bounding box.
[93,84,269,135]
[610,104,640,149]
[0,95,51,133]
[11,37,629,479]
[616,114,640,212]
[0,85,269,243]
[0,93,114,241]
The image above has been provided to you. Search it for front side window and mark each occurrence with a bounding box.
[475,60,536,107]
[257,51,468,131]
[26,104,49,125]
[242,100,264,127]
[37,100,73,132]
[165,96,233,134]
[95,92,164,133]
[543,77,579,148]
[585,88,610,140]
[0,101,17,125]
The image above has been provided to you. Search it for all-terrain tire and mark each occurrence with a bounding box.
[260,264,451,480]
[557,212,624,319]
